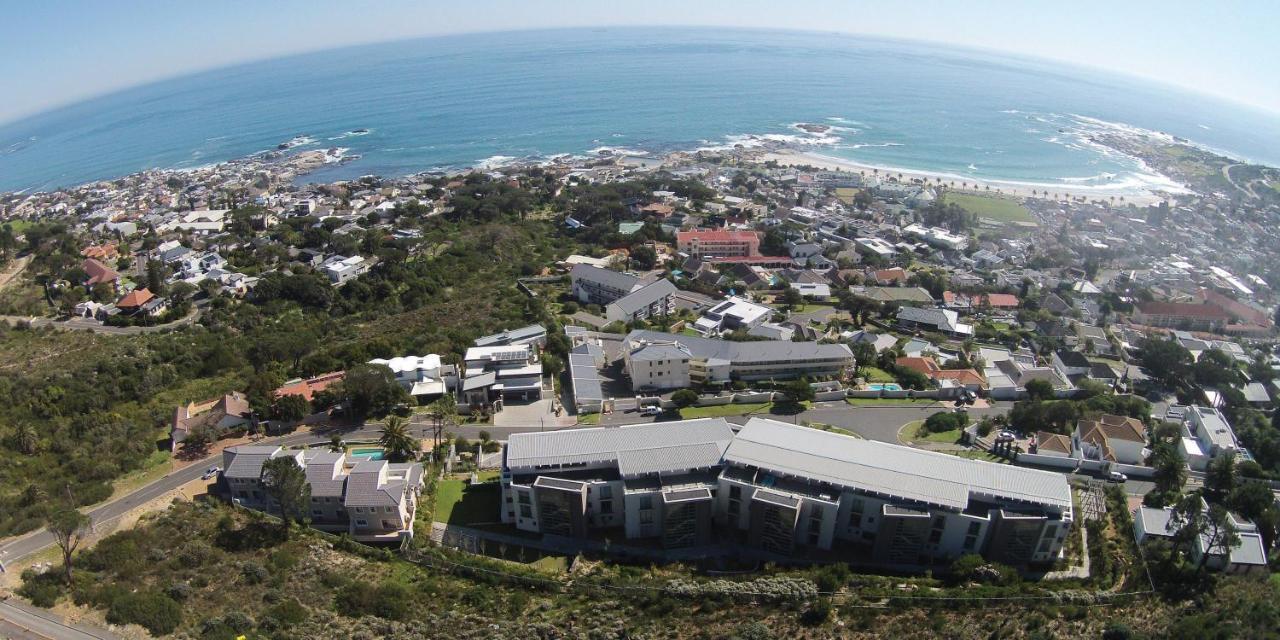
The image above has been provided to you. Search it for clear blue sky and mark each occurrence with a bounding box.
[3,0,1277,124]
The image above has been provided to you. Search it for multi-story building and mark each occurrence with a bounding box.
[605,278,677,324]
[1182,405,1241,465]
[463,344,543,403]
[676,230,762,259]
[221,445,425,542]
[1132,301,1231,332]
[622,330,854,391]
[500,418,1074,566]
[570,264,648,306]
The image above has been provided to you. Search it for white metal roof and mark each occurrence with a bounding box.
[505,419,734,472]
[725,418,1072,511]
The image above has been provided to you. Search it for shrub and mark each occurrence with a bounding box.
[730,622,775,640]
[241,560,270,584]
[672,389,699,408]
[107,591,183,636]
[166,582,192,601]
[19,578,61,608]
[922,411,970,434]
[335,580,412,620]
[800,597,832,625]
[268,598,310,626]
[561,301,578,315]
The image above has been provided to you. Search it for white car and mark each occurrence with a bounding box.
[202,465,222,480]
[1107,471,1128,483]
[639,406,662,417]
[996,430,1017,441]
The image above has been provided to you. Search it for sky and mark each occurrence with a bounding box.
[3,0,1278,125]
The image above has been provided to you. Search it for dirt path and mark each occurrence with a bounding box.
[0,255,32,291]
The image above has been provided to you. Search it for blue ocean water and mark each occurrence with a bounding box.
[2,27,1279,194]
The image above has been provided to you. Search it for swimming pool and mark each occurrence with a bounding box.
[867,383,903,391]
[349,448,386,461]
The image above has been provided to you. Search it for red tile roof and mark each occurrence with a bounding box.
[676,230,760,243]
[275,371,346,402]
[81,258,120,286]
[117,288,155,309]
[1135,301,1230,320]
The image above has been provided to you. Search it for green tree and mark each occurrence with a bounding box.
[428,395,458,450]
[379,415,420,463]
[1024,378,1055,401]
[49,508,91,584]
[781,286,804,309]
[671,389,699,408]
[260,456,310,539]
[272,394,310,422]
[1204,452,1237,501]
[1138,338,1193,387]
[341,364,409,418]
[629,245,657,270]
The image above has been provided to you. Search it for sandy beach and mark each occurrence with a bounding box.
[760,150,1167,206]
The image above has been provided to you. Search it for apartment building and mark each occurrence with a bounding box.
[1182,405,1241,466]
[570,264,649,306]
[1132,301,1230,332]
[622,329,854,391]
[463,344,542,402]
[676,230,762,259]
[221,445,425,542]
[605,278,677,324]
[500,418,1073,566]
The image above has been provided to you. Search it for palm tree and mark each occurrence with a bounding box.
[379,415,419,462]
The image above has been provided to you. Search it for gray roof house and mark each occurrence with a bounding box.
[220,446,426,543]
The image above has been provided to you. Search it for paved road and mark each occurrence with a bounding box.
[0,599,119,640]
[0,306,201,336]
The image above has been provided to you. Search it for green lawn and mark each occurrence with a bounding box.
[805,422,859,438]
[578,413,601,425]
[679,327,702,337]
[916,428,964,444]
[947,450,1008,464]
[859,366,897,383]
[1,219,34,233]
[434,480,501,525]
[846,397,939,407]
[678,400,810,419]
[678,402,770,418]
[941,192,1035,224]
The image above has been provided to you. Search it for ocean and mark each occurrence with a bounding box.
[2,27,1279,194]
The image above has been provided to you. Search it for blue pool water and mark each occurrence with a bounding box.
[868,383,903,392]
[349,448,386,461]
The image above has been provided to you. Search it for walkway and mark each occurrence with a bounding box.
[0,599,120,640]
[0,306,201,335]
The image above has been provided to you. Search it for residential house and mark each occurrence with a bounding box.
[1072,415,1147,465]
[474,324,548,349]
[116,288,167,317]
[692,296,774,336]
[221,446,425,543]
[463,344,542,403]
[896,306,974,338]
[1182,406,1241,466]
[895,356,987,393]
[1134,503,1268,575]
[369,355,458,402]
[275,371,346,404]
[171,391,253,451]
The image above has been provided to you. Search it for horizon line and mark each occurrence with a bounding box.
[2,24,1278,129]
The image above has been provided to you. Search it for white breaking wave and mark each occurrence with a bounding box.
[589,146,648,156]
[476,155,516,169]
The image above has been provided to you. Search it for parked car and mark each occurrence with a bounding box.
[996,430,1017,441]
[202,465,222,480]
[639,405,662,417]
[1107,471,1128,483]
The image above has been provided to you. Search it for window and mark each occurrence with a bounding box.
[599,485,613,499]
[312,509,323,516]
[1038,538,1052,553]
[520,505,532,519]
[518,492,530,505]
[967,522,981,535]
[355,519,368,527]
[600,500,613,514]
[729,486,741,500]
[639,495,653,510]
[639,510,654,525]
